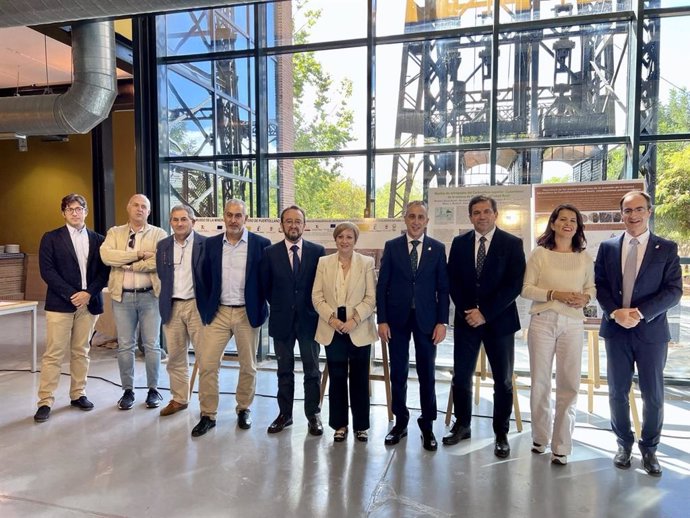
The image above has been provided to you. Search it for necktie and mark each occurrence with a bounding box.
[291,244,300,276]
[410,240,420,275]
[476,236,487,278]
[622,238,639,308]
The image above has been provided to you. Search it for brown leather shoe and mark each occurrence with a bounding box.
[160,400,188,417]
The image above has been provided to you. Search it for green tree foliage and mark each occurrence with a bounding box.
[291,1,357,219]
[653,88,690,252]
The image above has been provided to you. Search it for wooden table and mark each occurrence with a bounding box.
[0,300,39,372]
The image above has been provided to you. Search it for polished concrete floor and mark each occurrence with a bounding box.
[1,310,690,517]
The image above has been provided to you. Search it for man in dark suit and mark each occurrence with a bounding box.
[595,190,682,476]
[155,205,206,417]
[261,205,326,436]
[443,195,526,458]
[377,200,450,451]
[192,199,270,437]
[34,193,109,422]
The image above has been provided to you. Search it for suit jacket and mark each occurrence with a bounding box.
[261,239,325,341]
[39,225,110,314]
[376,234,450,334]
[312,251,378,346]
[199,230,271,327]
[595,232,682,343]
[447,227,525,335]
[155,231,207,325]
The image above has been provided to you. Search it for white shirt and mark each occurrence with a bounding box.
[67,224,89,289]
[123,226,153,290]
[474,226,496,267]
[621,229,650,277]
[284,238,303,265]
[172,231,195,300]
[406,233,425,269]
[220,228,248,306]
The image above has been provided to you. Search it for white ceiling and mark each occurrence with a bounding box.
[0,26,130,90]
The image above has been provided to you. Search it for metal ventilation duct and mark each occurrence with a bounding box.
[0,21,117,136]
[0,1,244,28]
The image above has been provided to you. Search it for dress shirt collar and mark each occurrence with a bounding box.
[284,238,303,253]
[175,230,195,247]
[223,227,249,246]
[623,229,650,248]
[475,226,496,243]
[406,233,425,245]
[66,223,86,235]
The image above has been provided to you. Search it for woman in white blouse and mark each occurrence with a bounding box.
[521,204,596,465]
[312,222,378,443]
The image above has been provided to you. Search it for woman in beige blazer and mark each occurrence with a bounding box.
[312,222,378,442]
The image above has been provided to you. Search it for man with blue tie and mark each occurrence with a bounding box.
[192,199,270,437]
[155,205,206,417]
[261,205,325,435]
[34,194,110,422]
[443,195,525,458]
[595,190,682,476]
[377,200,450,451]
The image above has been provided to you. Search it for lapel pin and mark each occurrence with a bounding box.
[427,246,431,251]
[655,244,660,249]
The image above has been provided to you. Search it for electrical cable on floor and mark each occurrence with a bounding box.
[5,367,690,440]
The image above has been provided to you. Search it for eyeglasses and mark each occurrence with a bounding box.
[64,206,86,214]
[622,207,648,216]
[128,232,136,249]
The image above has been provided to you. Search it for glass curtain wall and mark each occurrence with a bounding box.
[155,0,690,380]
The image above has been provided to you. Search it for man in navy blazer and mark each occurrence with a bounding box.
[377,200,450,451]
[444,195,526,458]
[595,190,682,476]
[192,199,270,437]
[155,205,206,417]
[34,194,109,422]
[261,205,326,435]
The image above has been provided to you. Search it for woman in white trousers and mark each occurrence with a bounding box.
[522,204,596,465]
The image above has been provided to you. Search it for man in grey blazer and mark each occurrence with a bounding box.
[155,205,206,417]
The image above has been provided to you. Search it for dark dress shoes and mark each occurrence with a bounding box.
[384,425,408,445]
[34,405,50,422]
[421,430,438,452]
[267,414,293,434]
[70,396,94,411]
[613,447,632,469]
[238,409,252,429]
[494,434,511,458]
[307,415,324,436]
[642,451,662,477]
[191,416,216,437]
[442,421,471,445]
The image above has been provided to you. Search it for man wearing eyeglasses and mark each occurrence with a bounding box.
[260,205,325,436]
[100,194,167,411]
[595,190,682,476]
[34,194,110,422]
[155,205,206,417]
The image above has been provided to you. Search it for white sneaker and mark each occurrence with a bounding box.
[531,442,546,454]
[551,453,567,465]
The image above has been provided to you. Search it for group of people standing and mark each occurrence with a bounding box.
[33,189,681,476]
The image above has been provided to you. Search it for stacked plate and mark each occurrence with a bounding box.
[4,244,20,253]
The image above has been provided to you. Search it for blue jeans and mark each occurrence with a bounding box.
[112,291,161,390]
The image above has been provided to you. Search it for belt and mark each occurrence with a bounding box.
[222,304,245,308]
[172,297,194,302]
[122,287,153,293]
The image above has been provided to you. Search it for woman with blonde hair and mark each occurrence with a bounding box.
[312,222,378,442]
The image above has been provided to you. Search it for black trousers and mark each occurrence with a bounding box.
[274,326,322,418]
[452,322,514,435]
[325,332,371,431]
[388,310,437,432]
